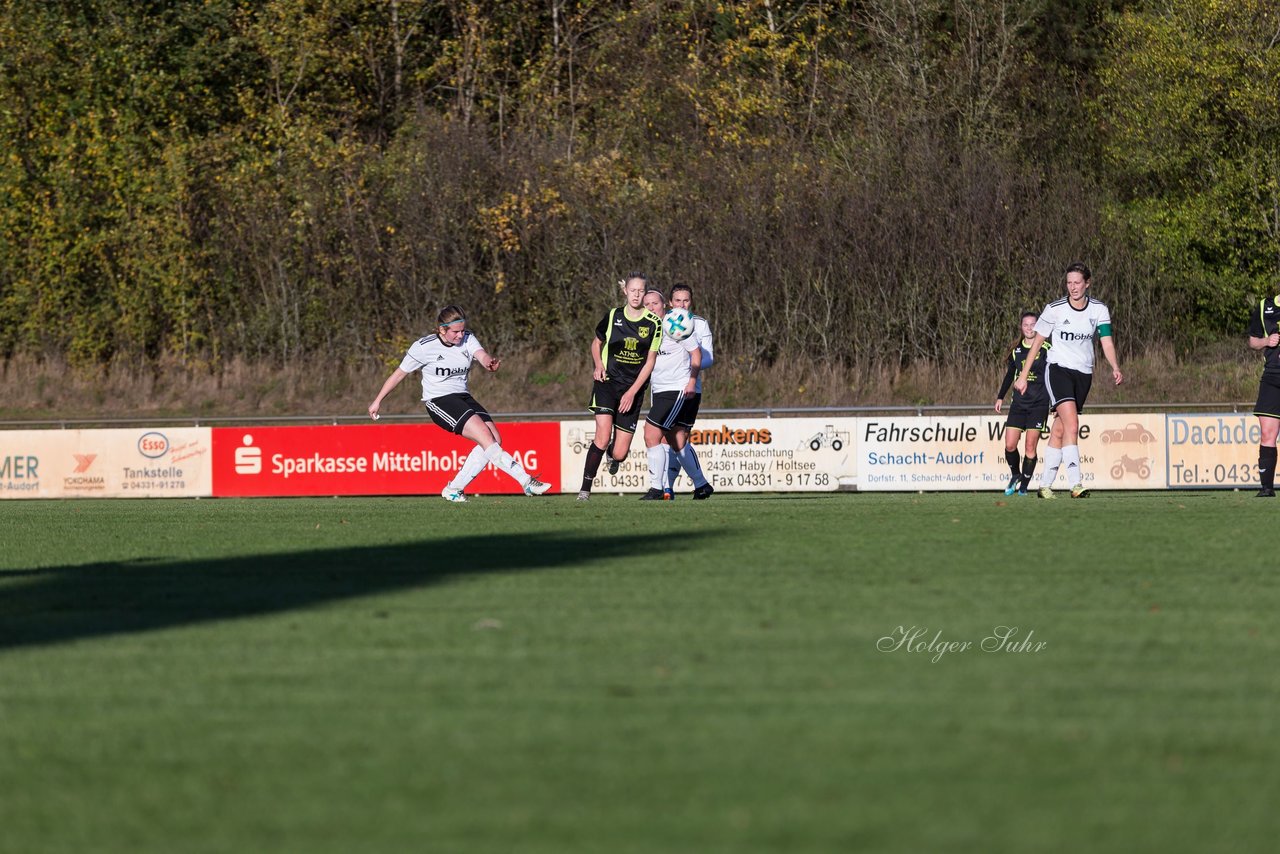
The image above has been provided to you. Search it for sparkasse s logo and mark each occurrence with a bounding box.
[235,435,262,474]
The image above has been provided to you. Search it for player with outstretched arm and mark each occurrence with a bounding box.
[1014,263,1123,498]
[368,305,551,502]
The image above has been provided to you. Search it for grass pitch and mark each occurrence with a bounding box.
[2,491,1278,853]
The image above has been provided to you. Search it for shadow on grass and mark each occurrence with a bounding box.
[0,531,710,652]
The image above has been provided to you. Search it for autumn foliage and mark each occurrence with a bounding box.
[0,1,1276,374]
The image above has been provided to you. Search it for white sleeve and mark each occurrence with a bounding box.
[1032,306,1056,339]
[464,334,484,362]
[681,337,700,354]
[398,341,427,373]
[696,319,714,370]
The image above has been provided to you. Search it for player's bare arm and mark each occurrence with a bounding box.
[685,346,702,395]
[369,368,410,420]
[1100,337,1123,385]
[591,338,607,381]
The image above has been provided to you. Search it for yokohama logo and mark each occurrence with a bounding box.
[72,454,97,473]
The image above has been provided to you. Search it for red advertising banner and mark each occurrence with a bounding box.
[211,423,560,497]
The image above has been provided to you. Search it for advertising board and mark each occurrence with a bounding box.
[210,423,560,497]
[859,415,1008,490]
[0,428,212,499]
[858,413,1168,491]
[559,418,857,493]
[1164,413,1259,489]
[0,412,1264,498]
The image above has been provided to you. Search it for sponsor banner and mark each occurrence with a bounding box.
[860,416,1007,491]
[211,423,560,497]
[1165,413,1259,489]
[559,418,855,492]
[1084,413,1165,490]
[859,413,1168,491]
[0,428,212,499]
[0,413,1257,497]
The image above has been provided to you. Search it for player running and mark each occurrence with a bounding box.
[576,273,662,501]
[1014,263,1123,499]
[994,311,1051,495]
[368,305,551,502]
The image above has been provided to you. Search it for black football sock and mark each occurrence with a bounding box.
[1004,449,1021,479]
[1260,445,1277,490]
[1020,455,1038,488]
[581,444,606,492]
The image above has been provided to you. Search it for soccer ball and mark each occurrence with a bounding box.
[662,307,694,341]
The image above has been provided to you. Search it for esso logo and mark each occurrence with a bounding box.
[138,432,170,459]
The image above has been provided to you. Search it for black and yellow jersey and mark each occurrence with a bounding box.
[595,307,662,385]
[997,339,1050,405]
[1249,295,1280,380]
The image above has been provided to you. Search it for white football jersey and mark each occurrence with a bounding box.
[1034,297,1111,373]
[689,315,713,394]
[650,334,701,393]
[398,332,484,399]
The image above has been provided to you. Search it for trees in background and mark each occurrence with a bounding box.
[1098,0,1280,346]
[0,0,1272,371]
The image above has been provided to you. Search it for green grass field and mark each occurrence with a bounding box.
[2,492,1278,853]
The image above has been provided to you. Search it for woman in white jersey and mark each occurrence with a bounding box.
[368,305,551,502]
[662,284,716,500]
[639,289,702,500]
[1014,263,1123,499]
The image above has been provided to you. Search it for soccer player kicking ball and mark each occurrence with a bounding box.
[1014,263,1123,499]
[368,305,551,502]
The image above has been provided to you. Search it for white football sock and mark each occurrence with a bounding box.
[1040,446,1063,488]
[448,445,489,491]
[484,442,532,487]
[1061,444,1082,486]
[647,445,667,491]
